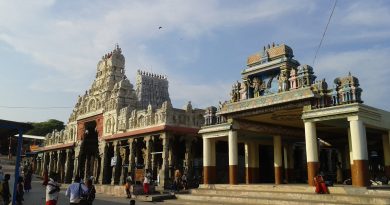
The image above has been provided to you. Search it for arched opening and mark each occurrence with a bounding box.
[79,120,100,180]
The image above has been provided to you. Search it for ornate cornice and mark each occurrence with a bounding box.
[219,87,314,116]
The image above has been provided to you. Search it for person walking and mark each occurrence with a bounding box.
[85,178,96,205]
[23,168,32,192]
[125,172,133,198]
[2,174,11,205]
[15,176,24,205]
[46,172,60,205]
[65,176,88,205]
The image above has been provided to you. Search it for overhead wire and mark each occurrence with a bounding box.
[312,0,338,67]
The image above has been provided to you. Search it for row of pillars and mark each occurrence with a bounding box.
[203,119,390,187]
[36,149,74,183]
[203,131,285,185]
[302,118,390,187]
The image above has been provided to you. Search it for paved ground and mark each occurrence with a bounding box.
[23,177,177,205]
[0,163,176,205]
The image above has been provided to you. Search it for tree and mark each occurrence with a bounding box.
[26,119,65,136]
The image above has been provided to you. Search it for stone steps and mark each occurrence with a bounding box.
[175,193,356,205]
[171,185,390,205]
[186,188,390,204]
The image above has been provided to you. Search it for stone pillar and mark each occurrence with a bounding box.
[383,133,390,178]
[168,139,174,179]
[144,136,152,171]
[159,133,171,188]
[304,121,319,186]
[184,137,194,177]
[228,130,238,185]
[48,152,54,174]
[245,142,259,184]
[119,145,128,185]
[72,146,81,181]
[128,139,135,175]
[203,137,216,184]
[64,149,72,183]
[273,135,282,184]
[349,118,369,187]
[111,141,120,185]
[98,141,108,184]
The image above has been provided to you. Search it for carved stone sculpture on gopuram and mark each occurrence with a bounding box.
[220,42,363,115]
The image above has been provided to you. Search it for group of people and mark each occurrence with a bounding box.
[42,168,96,205]
[124,169,152,198]
[0,163,33,205]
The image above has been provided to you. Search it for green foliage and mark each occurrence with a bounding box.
[26,119,65,136]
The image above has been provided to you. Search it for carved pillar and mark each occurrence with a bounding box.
[72,146,81,182]
[64,149,72,183]
[119,145,127,185]
[98,141,109,184]
[48,152,53,174]
[168,137,174,179]
[128,139,135,176]
[42,152,47,176]
[111,141,120,185]
[184,137,195,178]
[304,121,319,186]
[159,133,171,188]
[56,150,62,182]
[144,136,152,171]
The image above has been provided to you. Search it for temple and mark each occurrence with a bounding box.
[200,43,390,187]
[33,43,390,191]
[35,45,204,188]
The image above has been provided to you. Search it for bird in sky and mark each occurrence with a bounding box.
[158,26,162,29]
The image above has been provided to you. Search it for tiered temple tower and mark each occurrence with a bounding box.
[135,70,170,109]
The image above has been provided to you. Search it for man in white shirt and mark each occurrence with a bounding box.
[65,176,88,205]
[46,172,60,205]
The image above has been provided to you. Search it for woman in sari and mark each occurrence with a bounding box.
[314,173,329,194]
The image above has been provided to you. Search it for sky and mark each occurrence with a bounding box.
[1,0,390,123]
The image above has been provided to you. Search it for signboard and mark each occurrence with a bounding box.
[110,156,117,167]
[135,168,144,182]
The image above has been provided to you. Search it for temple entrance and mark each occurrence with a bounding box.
[259,145,274,183]
[216,141,229,183]
[79,120,99,180]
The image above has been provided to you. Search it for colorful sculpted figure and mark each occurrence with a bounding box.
[239,80,248,100]
[278,71,288,92]
[289,69,297,90]
[251,77,263,97]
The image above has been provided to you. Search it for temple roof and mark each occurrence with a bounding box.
[247,43,294,67]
